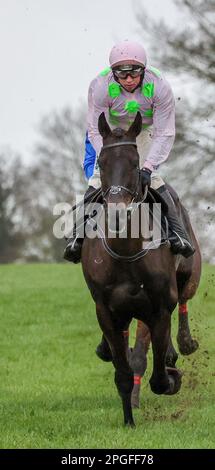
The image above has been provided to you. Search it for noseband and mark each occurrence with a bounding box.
[100,141,141,202]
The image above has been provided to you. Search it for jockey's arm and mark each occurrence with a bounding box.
[87,78,108,156]
[84,78,109,182]
[143,78,175,172]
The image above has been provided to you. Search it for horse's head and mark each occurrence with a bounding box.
[98,112,143,234]
[98,111,142,207]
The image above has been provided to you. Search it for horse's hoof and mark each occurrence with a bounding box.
[124,419,135,427]
[164,367,182,395]
[177,335,199,355]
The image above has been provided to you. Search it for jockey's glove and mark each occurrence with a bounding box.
[141,168,152,187]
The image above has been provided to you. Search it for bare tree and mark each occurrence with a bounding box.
[135,0,215,261]
[29,103,87,261]
[35,104,87,201]
[0,152,27,263]
[0,103,88,263]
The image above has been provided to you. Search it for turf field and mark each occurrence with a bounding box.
[0,263,214,448]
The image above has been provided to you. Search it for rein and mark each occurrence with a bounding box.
[87,209,168,263]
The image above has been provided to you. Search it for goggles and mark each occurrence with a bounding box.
[112,65,144,79]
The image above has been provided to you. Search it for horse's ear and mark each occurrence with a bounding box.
[98,112,111,138]
[127,112,142,138]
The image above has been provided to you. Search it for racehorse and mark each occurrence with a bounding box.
[94,186,202,407]
[81,111,197,426]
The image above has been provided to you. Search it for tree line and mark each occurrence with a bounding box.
[0,0,214,263]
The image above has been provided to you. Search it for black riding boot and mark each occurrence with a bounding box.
[63,186,99,263]
[157,186,195,258]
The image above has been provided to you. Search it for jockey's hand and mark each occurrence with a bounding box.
[141,168,152,187]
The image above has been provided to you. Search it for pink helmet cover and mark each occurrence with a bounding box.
[109,40,147,67]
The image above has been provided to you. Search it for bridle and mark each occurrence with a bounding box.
[92,140,163,262]
[99,141,142,204]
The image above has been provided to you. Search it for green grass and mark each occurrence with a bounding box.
[0,263,214,449]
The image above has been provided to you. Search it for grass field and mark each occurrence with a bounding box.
[0,263,214,449]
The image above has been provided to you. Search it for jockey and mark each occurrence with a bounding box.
[64,40,195,262]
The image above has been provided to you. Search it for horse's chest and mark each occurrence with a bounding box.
[105,281,151,317]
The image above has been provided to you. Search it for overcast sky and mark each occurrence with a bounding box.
[0,0,179,161]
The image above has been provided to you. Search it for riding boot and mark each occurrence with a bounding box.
[157,186,195,258]
[63,186,99,263]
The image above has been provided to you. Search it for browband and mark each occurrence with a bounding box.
[101,141,137,151]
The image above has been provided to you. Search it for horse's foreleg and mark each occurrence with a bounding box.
[177,303,199,355]
[130,321,150,408]
[96,334,112,362]
[149,310,182,395]
[96,326,130,363]
[96,303,135,427]
[123,329,130,359]
[166,335,178,368]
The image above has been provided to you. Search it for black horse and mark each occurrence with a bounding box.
[81,112,183,426]
[95,187,202,409]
